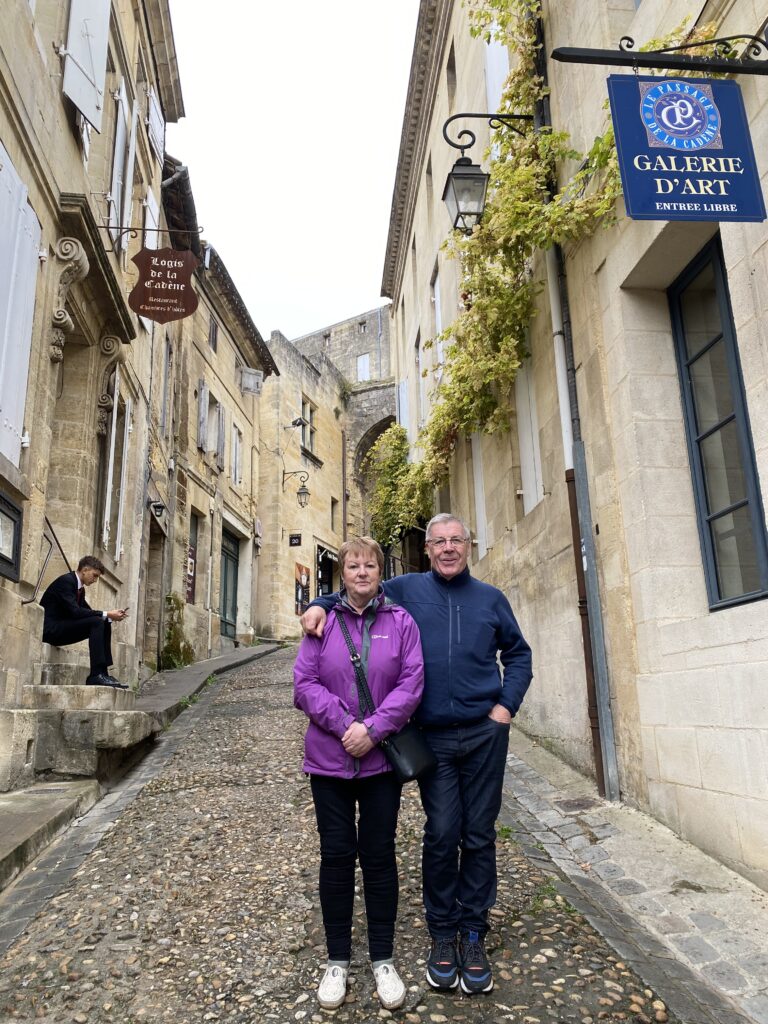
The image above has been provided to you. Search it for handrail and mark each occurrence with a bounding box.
[21,517,72,605]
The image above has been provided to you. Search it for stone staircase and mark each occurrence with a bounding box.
[1,644,157,788]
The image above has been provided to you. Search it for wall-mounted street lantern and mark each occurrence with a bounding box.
[283,469,310,508]
[441,112,533,234]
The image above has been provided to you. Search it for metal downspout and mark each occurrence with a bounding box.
[534,12,620,800]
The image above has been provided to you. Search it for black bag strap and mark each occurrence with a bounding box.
[334,606,376,719]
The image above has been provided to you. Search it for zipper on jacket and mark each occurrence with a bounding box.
[457,605,461,644]
[447,591,455,716]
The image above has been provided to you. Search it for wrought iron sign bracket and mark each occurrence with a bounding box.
[552,32,768,76]
[98,223,205,255]
[443,112,534,156]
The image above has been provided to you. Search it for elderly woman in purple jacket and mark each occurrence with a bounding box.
[294,536,424,1012]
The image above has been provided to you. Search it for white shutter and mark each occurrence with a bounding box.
[114,397,131,561]
[62,0,111,133]
[397,379,410,443]
[0,142,42,467]
[102,364,120,548]
[119,99,138,251]
[197,380,208,450]
[145,85,165,161]
[515,359,544,515]
[470,434,488,560]
[239,367,263,395]
[216,403,225,470]
[108,82,129,240]
[139,190,160,331]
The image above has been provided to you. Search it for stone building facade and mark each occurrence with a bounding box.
[385,0,768,888]
[257,308,395,637]
[0,1,278,791]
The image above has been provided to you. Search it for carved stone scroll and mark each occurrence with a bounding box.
[96,335,127,435]
[49,237,89,362]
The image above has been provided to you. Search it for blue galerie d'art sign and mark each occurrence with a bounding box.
[607,75,766,222]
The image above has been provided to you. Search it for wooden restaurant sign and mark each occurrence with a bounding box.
[128,247,200,323]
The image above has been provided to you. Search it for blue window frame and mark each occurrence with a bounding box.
[668,237,768,609]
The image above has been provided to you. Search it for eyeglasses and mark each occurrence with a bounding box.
[426,536,468,549]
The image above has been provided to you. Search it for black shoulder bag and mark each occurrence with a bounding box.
[334,606,436,784]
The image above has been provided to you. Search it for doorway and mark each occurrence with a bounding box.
[220,529,239,639]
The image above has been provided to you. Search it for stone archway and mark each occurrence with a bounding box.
[349,415,395,536]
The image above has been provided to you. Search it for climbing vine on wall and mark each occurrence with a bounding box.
[367,1,713,542]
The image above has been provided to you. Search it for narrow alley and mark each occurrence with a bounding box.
[0,651,763,1024]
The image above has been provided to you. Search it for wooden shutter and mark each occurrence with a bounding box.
[62,0,111,132]
[216,403,225,470]
[0,142,42,466]
[145,85,165,161]
[108,82,130,239]
[119,99,138,251]
[139,190,160,330]
[239,367,263,395]
[102,364,121,548]
[197,380,208,450]
[114,397,132,560]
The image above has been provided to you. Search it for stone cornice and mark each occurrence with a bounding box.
[143,0,185,122]
[381,0,452,301]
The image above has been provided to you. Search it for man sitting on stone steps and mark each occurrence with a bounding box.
[40,555,129,689]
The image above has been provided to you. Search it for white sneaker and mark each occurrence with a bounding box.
[373,962,406,1010]
[317,964,348,1009]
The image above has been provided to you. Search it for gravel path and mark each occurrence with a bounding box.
[0,648,676,1023]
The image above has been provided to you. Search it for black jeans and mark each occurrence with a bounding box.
[43,618,113,678]
[310,772,402,961]
[418,716,510,938]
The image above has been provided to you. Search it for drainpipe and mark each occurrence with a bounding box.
[535,14,620,800]
[341,430,348,541]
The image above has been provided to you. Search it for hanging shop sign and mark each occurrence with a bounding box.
[128,247,200,323]
[607,75,766,222]
[289,533,302,547]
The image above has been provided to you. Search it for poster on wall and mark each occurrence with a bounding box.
[607,75,766,222]
[295,563,310,616]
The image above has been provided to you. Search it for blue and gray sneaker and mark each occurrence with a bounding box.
[458,930,493,994]
[426,936,459,989]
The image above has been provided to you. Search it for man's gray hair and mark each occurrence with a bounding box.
[425,513,471,541]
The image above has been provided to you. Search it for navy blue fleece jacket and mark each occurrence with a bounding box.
[311,568,532,726]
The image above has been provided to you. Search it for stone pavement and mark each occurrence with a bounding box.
[0,644,281,898]
[0,646,762,1024]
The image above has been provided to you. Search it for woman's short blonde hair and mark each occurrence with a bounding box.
[338,536,385,575]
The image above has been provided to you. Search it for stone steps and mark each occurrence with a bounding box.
[35,708,158,777]
[22,685,136,712]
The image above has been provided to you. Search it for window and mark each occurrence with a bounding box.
[358,321,368,334]
[0,141,41,467]
[140,190,160,331]
[208,315,219,352]
[471,434,488,560]
[197,381,224,469]
[431,263,444,373]
[100,363,132,561]
[108,79,137,248]
[485,28,509,112]
[357,352,370,382]
[301,397,317,454]
[231,424,243,486]
[446,43,457,113]
[331,497,339,533]
[425,156,434,229]
[145,84,165,161]
[186,513,199,604]
[0,491,22,583]
[668,238,768,607]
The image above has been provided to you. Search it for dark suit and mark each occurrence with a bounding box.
[40,572,113,679]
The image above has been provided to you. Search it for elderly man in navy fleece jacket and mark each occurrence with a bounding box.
[301,512,532,997]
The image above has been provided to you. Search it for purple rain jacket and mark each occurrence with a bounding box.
[293,593,424,779]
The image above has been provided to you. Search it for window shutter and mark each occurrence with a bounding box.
[139,190,160,331]
[239,367,263,395]
[216,403,225,470]
[114,397,132,561]
[197,380,208,450]
[109,83,130,240]
[62,0,111,132]
[515,359,544,515]
[145,85,165,161]
[0,142,42,467]
[102,364,121,548]
[484,33,509,113]
[119,99,138,251]
[397,379,410,444]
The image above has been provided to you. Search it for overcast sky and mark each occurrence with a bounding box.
[166,1,419,341]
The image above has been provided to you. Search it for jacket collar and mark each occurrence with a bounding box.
[338,585,386,615]
[429,566,471,586]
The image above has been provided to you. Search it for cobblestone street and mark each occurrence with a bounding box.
[0,650,745,1024]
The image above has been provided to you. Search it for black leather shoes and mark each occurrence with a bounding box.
[86,674,128,689]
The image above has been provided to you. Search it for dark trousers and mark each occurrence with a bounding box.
[43,618,113,678]
[310,771,402,961]
[418,717,510,938]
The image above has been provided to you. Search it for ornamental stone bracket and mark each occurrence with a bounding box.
[49,238,89,362]
[96,335,127,436]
